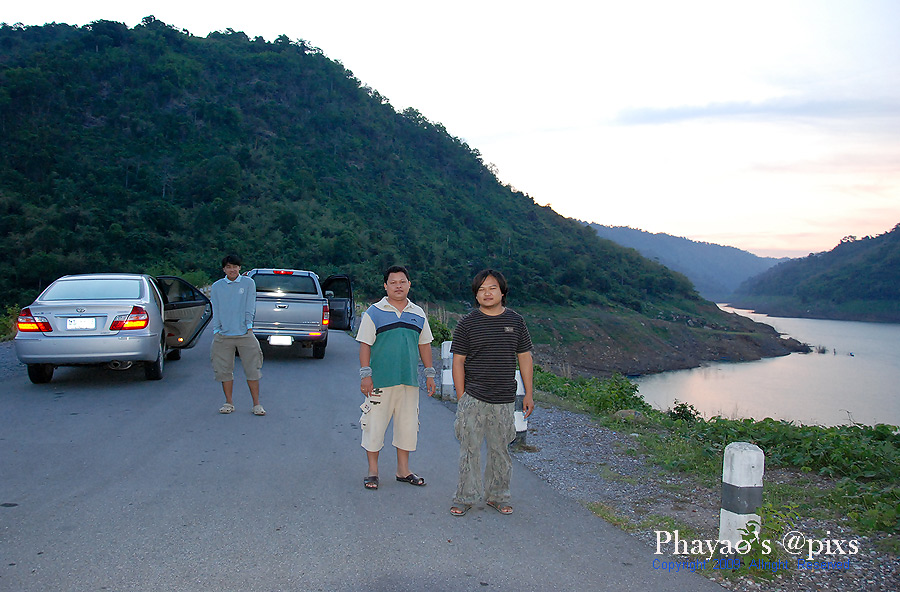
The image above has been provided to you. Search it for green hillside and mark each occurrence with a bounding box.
[0,18,807,373]
[732,224,900,322]
[0,17,694,308]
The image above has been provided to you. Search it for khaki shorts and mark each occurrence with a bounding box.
[210,332,264,382]
[360,385,420,452]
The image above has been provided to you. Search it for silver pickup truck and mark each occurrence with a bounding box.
[245,268,353,359]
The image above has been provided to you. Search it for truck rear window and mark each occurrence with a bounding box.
[254,274,318,295]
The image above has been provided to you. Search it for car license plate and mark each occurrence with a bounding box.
[67,317,96,330]
[268,335,292,346]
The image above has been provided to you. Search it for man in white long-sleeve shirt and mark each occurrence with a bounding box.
[209,254,265,416]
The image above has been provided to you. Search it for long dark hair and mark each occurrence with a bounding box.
[471,269,508,305]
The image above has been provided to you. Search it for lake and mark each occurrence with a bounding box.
[634,306,900,427]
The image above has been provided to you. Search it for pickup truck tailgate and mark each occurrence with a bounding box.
[254,294,325,332]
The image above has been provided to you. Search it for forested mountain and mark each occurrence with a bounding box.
[732,224,900,322]
[0,19,810,375]
[0,18,695,308]
[588,224,783,301]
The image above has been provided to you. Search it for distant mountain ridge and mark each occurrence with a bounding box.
[587,224,784,301]
[731,223,900,322]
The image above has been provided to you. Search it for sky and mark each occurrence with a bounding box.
[6,1,900,258]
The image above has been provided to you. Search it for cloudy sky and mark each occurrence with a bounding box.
[7,1,900,257]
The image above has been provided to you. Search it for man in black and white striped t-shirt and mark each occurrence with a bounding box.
[449,269,534,517]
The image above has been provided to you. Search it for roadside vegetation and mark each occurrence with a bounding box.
[532,366,900,538]
[1,305,17,341]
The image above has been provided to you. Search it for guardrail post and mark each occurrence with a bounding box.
[718,442,764,549]
[440,341,454,401]
[510,370,527,448]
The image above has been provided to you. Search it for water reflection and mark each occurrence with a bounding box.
[634,306,900,427]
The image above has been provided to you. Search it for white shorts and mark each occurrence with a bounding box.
[360,385,420,452]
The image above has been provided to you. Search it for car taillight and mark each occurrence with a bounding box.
[110,306,150,331]
[273,270,293,275]
[17,308,52,332]
[322,303,330,326]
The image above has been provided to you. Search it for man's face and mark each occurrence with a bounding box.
[223,263,241,281]
[384,272,410,303]
[476,276,502,309]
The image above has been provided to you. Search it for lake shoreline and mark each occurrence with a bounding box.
[633,309,900,427]
[531,309,809,379]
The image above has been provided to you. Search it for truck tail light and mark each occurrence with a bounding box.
[110,306,150,331]
[273,270,293,275]
[322,303,330,326]
[17,308,52,332]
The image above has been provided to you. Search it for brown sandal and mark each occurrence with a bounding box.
[486,500,513,515]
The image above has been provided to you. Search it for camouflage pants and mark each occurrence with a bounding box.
[453,394,516,506]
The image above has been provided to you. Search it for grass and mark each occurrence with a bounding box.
[635,515,701,541]
[586,501,703,543]
[586,502,635,531]
[594,464,639,485]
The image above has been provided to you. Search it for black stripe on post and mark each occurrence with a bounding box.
[721,482,763,515]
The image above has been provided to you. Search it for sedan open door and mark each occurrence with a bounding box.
[155,276,212,354]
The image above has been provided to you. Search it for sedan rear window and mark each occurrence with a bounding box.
[254,274,318,295]
[43,279,143,300]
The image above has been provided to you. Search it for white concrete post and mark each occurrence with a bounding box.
[440,341,454,401]
[510,370,528,448]
[718,442,764,549]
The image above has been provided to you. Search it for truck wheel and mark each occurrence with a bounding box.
[313,342,326,359]
[27,363,54,384]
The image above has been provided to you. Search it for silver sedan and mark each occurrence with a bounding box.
[14,273,211,383]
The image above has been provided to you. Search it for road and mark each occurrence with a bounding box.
[0,329,723,591]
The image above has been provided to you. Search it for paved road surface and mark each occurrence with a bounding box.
[0,330,723,591]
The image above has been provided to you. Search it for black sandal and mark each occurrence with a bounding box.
[396,473,426,486]
[364,476,379,490]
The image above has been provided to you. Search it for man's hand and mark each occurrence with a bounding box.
[523,393,535,418]
[361,376,374,397]
[425,376,436,397]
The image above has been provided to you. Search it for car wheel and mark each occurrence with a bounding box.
[166,349,181,361]
[27,363,54,384]
[145,342,165,380]
[313,342,326,359]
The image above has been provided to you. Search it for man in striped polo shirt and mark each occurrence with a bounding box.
[450,269,534,516]
[357,265,436,491]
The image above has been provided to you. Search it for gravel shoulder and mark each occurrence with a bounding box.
[511,402,899,592]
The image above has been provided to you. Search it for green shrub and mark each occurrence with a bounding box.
[429,315,452,345]
[534,367,650,415]
[668,400,702,422]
